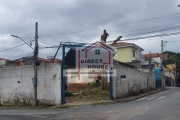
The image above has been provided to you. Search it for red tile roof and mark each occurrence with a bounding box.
[0,58,5,60]
[110,42,133,47]
[142,53,168,59]
[142,53,160,58]
[6,56,61,63]
[110,42,144,50]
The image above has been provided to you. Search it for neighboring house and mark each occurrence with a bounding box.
[164,64,176,77]
[111,42,144,69]
[142,53,168,60]
[141,58,161,73]
[141,53,165,73]
[5,56,61,67]
[163,64,176,86]
[141,53,169,72]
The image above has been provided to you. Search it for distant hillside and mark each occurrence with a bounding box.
[163,51,180,64]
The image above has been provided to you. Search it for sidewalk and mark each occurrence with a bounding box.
[0,88,166,109]
[54,88,166,109]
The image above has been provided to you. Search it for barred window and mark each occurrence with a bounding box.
[133,49,135,57]
[95,49,100,55]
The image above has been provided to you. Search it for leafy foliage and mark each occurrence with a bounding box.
[164,51,180,64]
[65,91,73,97]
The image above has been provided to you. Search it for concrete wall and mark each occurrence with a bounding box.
[113,62,155,99]
[0,63,61,105]
[0,60,5,65]
[126,61,142,69]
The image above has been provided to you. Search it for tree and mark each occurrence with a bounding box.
[164,51,180,64]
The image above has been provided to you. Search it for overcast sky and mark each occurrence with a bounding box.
[1,0,180,60]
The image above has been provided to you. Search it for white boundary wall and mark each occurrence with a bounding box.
[113,62,155,99]
[0,63,61,105]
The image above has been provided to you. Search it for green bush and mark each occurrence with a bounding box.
[91,82,101,88]
[65,91,73,97]
[91,82,96,88]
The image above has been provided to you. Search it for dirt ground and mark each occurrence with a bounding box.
[66,82,110,103]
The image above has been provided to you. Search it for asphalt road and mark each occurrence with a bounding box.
[0,87,180,120]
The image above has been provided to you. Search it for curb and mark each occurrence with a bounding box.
[114,88,166,103]
[60,88,166,108]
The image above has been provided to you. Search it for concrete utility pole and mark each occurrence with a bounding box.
[161,40,164,88]
[149,51,152,73]
[33,22,39,107]
[147,51,152,91]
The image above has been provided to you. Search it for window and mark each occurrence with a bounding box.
[95,49,100,55]
[133,50,135,57]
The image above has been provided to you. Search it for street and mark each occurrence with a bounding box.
[0,87,180,120]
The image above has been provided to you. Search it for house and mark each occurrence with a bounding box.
[141,53,169,73]
[141,53,169,72]
[141,58,161,72]
[163,64,176,86]
[163,64,176,77]
[111,42,144,69]
[142,53,168,60]
[5,56,61,67]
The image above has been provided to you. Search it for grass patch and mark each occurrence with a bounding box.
[66,82,110,103]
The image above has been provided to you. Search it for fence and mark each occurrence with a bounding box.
[0,63,61,105]
[113,61,155,99]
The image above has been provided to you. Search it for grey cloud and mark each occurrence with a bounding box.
[0,0,180,59]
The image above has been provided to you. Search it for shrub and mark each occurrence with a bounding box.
[65,91,73,97]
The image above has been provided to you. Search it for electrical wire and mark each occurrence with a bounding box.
[37,21,180,47]
[38,12,180,38]
[0,40,33,52]
[123,25,180,37]
[106,31,180,43]
[3,18,180,52]
[13,52,34,59]
[38,31,180,49]
[5,12,180,39]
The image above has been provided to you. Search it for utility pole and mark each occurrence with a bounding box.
[161,40,164,88]
[147,51,151,91]
[33,22,38,107]
[149,51,152,73]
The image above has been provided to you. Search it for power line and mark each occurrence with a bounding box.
[118,22,180,36]
[37,21,180,46]
[165,43,180,45]
[38,31,180,49]
[38,23,180,49]
[0,40,33,52]
[13,52,34,59]
[5,12,180,39]
[123,25,180,37]
[4,21,180,53]
[38,12,180,38]
[107,31,180,43]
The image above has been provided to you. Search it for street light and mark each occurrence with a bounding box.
[11,35,34,50]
